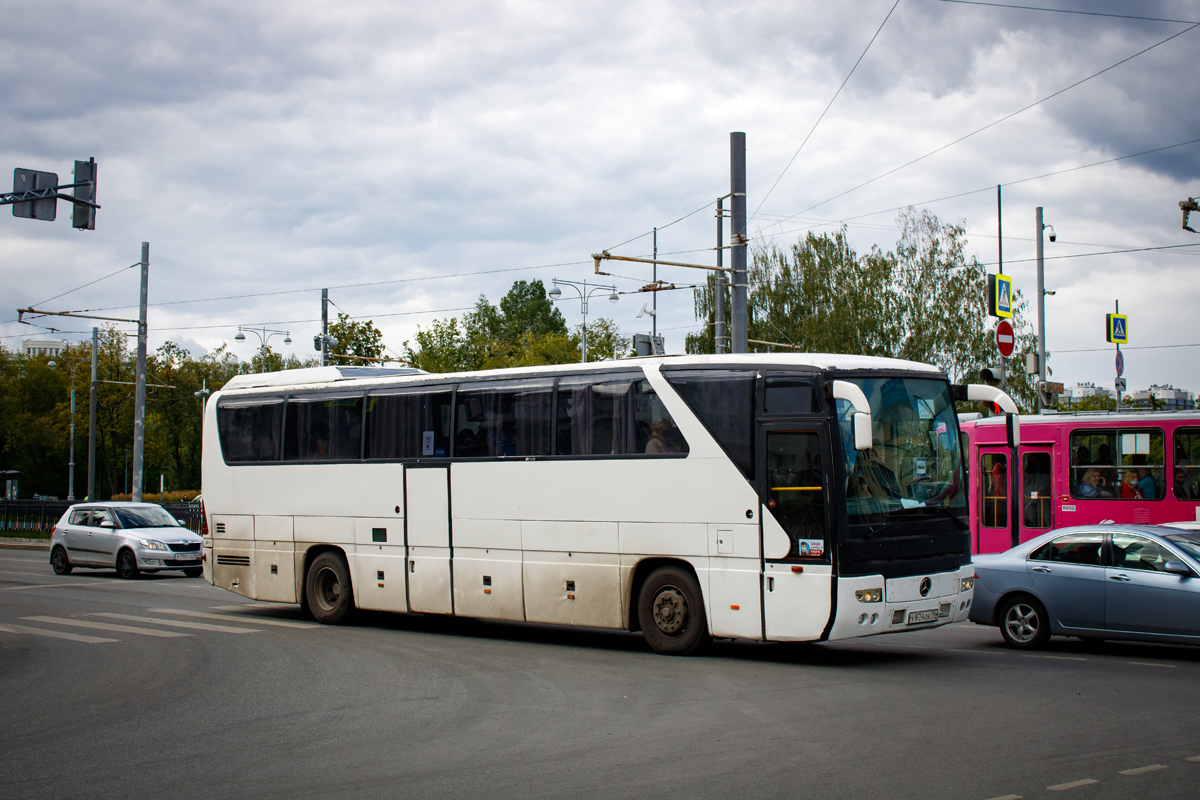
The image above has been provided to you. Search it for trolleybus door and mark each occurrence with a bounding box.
[758,424,834,642]
[405,465,454,614]
[978,447,1012,553]
[1018,447,1054,543]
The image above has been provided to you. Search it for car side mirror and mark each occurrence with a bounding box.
[99,520,115,528]
[1164,561,1192,577]
[176,519,187,527]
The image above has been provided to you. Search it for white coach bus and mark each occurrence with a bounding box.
[200,354,1017,655]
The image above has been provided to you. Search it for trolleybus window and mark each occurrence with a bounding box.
[284,394,364,461]
[364,389,453,459]
[454,380,554,457]
[837,377,965,527]
[1022,452,1051,529]
[1069,428,1163,500]
[217,399,283,463]
[555,374,643,456]
[765,431,826,558]
[663,369,753,476]
[1173,428,1200,500]
[980,453,1007,528]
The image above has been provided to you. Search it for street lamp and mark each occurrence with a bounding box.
[48,355,89,500]
[1035,208,1056,411]
[547,278,619,363]
[234,326,292,373]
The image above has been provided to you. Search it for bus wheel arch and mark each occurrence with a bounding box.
[630,559,710,656]
[303,547,355,625]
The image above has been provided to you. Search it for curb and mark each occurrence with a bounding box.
[0,541,51,551]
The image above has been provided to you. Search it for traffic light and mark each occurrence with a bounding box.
[979,363,1005,386]
[12,168,58,221]
[72,158,96,230]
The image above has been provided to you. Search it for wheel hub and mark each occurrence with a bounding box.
[1005,603,1038,643]
[316,567,341,610]
[652,587,687,635]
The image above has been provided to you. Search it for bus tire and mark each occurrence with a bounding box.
[305,552,354,625]
[638,565,710,656]
[998,595,1050,650]
[50,546,73,575]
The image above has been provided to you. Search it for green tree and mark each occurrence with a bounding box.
[328,313,386,366]
[576,318,624,362]
[403,317,472,373]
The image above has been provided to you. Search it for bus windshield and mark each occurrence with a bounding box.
[836,377,966,529]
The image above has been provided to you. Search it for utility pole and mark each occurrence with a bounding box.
[730,132,748,354]
[1114,299,1121,412]
[996,185,1005,390]
[88,327,97,501]
[1035,206,1048,412]
[321,288,329,367]
[652,228,658,340]
[715,196,726,354]
[131,242,149,502]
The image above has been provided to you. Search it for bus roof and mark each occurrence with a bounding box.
[218,353,942,394]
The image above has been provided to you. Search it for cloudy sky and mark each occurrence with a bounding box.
[2,0,1197,394]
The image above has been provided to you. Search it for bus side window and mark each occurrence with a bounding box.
[284,395,363,461]
[556,374,640,456]
[980,452,1007,528]
[364,390,453,459]
[1174,427,1200,500]
[217,400,284,463]
[635,380,689,456]
[663,369,753,475]
[455,381,554,458]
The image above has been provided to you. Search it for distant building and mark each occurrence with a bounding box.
[22,339,69,358]
[1129,384,1193,410]
[1061,382,1115,408]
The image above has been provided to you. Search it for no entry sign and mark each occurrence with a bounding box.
[995,319,1015,358]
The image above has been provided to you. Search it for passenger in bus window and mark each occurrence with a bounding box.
[1076,469,1110,498]
[1119,469,1143,499]
[309,420,329,459]
[645,418,677,454]
[1137,467,1158,500]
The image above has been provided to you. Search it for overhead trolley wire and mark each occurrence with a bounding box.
[30,262,141,308]
[935,0,1200,25]
[751,0,901,222]
[771,22,1200,222]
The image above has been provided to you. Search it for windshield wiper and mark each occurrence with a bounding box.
[862,505,968,539]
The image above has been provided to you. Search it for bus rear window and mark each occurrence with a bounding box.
[217,400,283,463]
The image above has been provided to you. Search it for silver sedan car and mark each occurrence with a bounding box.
[49,502,205,579]
[969,524,1200,649]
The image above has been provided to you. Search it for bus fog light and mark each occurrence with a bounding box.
[870,613,878,624]
[961,577,975,592]
[858,613,868,625]
[855,588,882,603]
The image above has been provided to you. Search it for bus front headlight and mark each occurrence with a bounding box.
[855,588,882,603]
[961,576,975,592]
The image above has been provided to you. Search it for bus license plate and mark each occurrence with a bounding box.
[908,609,939,624]
[175,552,198,561]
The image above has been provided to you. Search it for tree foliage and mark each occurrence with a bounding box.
[328,313,386,366]
[687,209,1042,411]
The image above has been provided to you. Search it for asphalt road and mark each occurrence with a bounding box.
[2,550,1199,800]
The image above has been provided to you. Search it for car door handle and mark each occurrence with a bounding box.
[1031,566,1052,573]
[1110,574,1131,582]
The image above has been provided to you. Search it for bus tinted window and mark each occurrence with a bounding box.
[217,400,283,463]
[364,390,452,459]
[555,375,642,456]
[1173,428,1200,500]
[663,370,750,475]
[455,381,553,457]
[763,377,818,416]
[1070,428,1164,500]
[284,395,363,461]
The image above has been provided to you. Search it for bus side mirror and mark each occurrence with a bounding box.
[853,412,872,451]
[832,380,874,452]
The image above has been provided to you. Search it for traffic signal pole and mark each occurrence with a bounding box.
[131,243,149,502]
[730,132,748,354]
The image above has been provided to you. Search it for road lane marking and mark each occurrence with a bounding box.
[1128,662,1176,668]
[151,608,321,629]
[1186,756,1200,762]
[90,613,260,634]
[985,795,1023,799]
[1047,779,1099,791]
[1042,655,1088,661]
[0,622,118,643]
[2,582,101,591]
[1119,765,1166,775]
[21,616,189,638]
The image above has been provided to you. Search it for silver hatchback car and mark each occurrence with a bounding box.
[49,502,205,579]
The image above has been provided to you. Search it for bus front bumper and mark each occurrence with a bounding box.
[826,565,975,641]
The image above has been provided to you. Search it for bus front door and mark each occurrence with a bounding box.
[405,466,454,614]
[758,425,834,642]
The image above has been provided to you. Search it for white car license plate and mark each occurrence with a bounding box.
[174,552,198,561]
[908,609,939,624]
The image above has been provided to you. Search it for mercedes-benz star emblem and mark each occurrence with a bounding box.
[919,577,932,597]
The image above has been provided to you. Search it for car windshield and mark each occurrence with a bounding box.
[112,506,179,529]
[1164,533,1200,561]
[837,377,966,528]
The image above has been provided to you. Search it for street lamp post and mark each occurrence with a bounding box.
[547,279,618,363]
[48,355,89,500]
[1035,207,1056,412]
[234,326,292,372]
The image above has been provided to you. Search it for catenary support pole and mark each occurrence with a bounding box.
[131,242,149,502]
[730,132,748,354]
[88,327,97,500]
[997,185,1006,390]
[1036,206,1047,412]
[67,378,76,500]
[321,288,329,367]
[715,197,726,354]
[652,228,658,340]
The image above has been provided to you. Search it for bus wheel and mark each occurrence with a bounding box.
[638,566,710,656]
[998,596,1049,650]
[306,552,354,624]
[50,547,73,575]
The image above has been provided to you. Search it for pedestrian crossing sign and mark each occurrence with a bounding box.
[988,273,1013,318]
[1106,313,1127,344]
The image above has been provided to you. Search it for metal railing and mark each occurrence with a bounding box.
[0,500,204,536]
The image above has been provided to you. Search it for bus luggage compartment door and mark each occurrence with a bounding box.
[406,466,453,614]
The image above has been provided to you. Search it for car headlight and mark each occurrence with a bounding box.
[961,576,975,593]
[139,539,169,551]
[855,588,882,603]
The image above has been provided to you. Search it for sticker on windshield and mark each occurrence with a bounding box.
[797,539,824,557]
[915,399,935,419]
[914,458,927,479]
